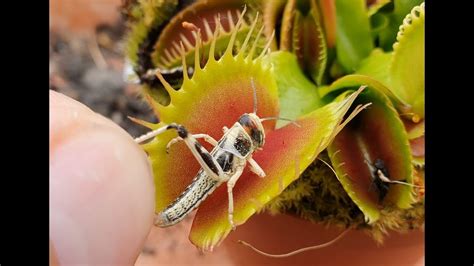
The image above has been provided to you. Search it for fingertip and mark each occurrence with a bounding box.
[49,90,130,150]
[50,92,155,264]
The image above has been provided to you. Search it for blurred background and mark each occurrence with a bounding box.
[50,0,157,139]
[50,1,424,265]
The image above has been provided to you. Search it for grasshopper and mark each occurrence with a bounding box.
[135,78,295,230]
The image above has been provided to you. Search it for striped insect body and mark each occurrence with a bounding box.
[135,79,283,230]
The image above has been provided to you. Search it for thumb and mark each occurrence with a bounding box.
[50,90,155,265]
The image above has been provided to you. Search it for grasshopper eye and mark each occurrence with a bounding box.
[250,128,264,147]
[238,114,252,126]
[238,114,265,148]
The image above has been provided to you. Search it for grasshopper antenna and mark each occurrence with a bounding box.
[238,227,351,258]
[251,78,257,114]
[250,77,300,128]
[260,116,301,127]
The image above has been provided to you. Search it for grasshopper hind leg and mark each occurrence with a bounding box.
[135,123,226,182]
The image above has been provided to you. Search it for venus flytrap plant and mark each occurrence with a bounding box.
[132,10,368,250]
[279,0,328,85]
[123,0,424,250]
[266,2,424,241]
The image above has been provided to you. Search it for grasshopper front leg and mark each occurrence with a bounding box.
[247,156,266,178]
[227,167,244,231]
[226,157,265,230]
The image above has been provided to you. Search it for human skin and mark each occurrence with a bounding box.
[50,90,155,265]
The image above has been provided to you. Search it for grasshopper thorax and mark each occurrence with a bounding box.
[238,113,265,150]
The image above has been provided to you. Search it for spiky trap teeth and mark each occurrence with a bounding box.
[126,1,270,106]
[153,5,261,69]
[143,6,277,122]
[131,7,373,251]
[138,8,282,250]
[124,0,425,251]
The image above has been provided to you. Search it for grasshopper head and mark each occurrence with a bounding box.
[238,113,265,150]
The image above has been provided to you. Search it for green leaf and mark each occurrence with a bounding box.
[335,0,374,72]
[356,48,392,88]
[379,0,424,50]
[389,3,424,118]
[321,74,409,113]
[370,12,389,40]
[267,51,324,127]
[367,0,391,17]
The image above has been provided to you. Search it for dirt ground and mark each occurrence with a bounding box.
[49,21,158,139]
